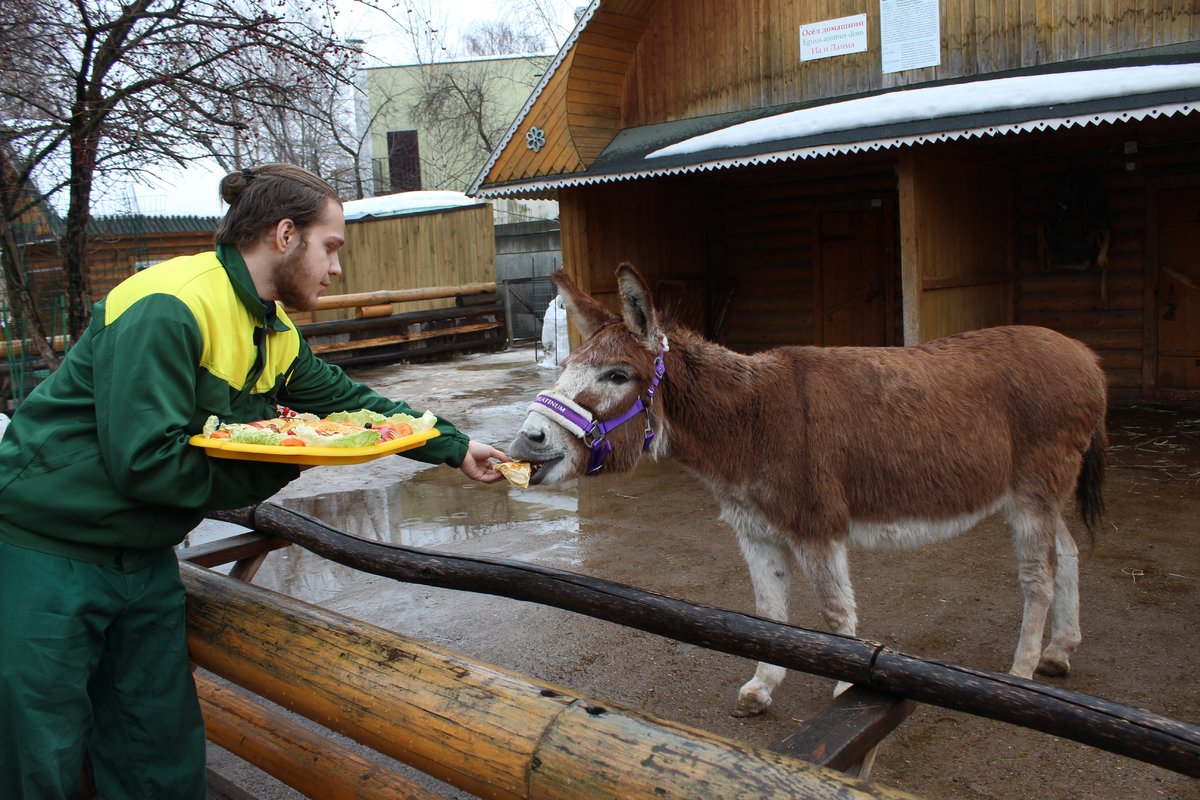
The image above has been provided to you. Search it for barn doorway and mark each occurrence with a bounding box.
[818,204,892,346]
[1152,179,1200,395]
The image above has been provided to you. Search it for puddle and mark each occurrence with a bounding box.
[277,466,577,548]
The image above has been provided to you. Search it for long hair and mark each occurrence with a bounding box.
[214,164,340,249]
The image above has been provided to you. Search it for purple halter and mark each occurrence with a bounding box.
[530,336,668,474]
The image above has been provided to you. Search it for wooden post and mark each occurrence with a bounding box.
[183,563,920,800]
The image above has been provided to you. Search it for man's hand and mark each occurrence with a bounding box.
[459,439,509,483]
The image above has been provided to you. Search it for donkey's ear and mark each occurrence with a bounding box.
[615,262,661,347]
[552,269,617,340]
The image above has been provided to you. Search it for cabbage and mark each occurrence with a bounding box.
[203,415,220,436]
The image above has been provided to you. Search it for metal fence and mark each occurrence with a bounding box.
[1,295,70,413]
[501,275,558,349]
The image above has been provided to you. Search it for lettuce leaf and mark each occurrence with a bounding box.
[326,409,438,434]
[288,424,381,449]
[226,427,289,447]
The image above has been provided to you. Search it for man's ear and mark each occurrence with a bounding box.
[273,218,298,253]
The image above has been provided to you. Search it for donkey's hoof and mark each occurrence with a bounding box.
[1036,649,1071,678]
[731,692,771,718]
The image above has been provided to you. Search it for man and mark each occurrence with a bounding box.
[0,163,508,798]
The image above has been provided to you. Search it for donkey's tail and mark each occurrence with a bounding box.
[1076,425,1107,542]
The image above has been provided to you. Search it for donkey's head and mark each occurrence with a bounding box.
[509,263,668,485]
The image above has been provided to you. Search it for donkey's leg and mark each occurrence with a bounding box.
[730,524,792,717]
[1005,505,1058,679]
[791,538,858,694]
[1038,515,1081,677]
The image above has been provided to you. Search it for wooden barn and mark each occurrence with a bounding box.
[470,1,1200,402]
[15,215,220,322]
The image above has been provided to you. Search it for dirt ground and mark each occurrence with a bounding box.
[199,346,1199,800]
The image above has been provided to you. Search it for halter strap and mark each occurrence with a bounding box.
[530,336,668,474]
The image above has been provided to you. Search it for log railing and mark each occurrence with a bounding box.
[197,503,1200,781]
[183,558,918,800]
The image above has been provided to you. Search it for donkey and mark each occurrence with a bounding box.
[508,263,1107,718]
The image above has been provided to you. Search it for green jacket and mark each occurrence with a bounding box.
[0,247,470,563]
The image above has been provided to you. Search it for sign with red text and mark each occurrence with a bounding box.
[799,14,868,62]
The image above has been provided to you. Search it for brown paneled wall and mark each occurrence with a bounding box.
[560,177,710,311]
[562,154,901,353]
[621,1,1200,127]
[1013,118,1200,401]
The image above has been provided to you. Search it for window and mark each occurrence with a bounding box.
[387,130,421,192]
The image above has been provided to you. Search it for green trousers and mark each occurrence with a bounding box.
[0,539,206,799]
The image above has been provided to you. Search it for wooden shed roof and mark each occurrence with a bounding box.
[470,3,1200,199]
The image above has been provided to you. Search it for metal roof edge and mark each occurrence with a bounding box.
[474,101,1199,198]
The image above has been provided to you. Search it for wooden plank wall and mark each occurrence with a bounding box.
[483,49,586,186]
[561,154,900,354]
[898,144,1015,344]
[559,178,709,314]
[324,204,496,323]
[1012,120,1200,402]
[20,230,216,313]
[711,157,900,352]
[620,0,1200,128]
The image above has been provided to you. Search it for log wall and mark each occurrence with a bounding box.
[1012,118,1200,401]
[561,153,901,353]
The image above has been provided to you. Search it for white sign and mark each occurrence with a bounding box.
[880,0,942,74]
[800,14,868,62]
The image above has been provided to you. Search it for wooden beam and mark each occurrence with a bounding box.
[310,283,497,311]
[196,674,447,800]
[307,321,504,355]
[771,686,917,772]
[184,563,918,800]
[177,533,291,570]
[0,335,71,358]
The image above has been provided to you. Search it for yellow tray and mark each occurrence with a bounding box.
[189,428,439,466]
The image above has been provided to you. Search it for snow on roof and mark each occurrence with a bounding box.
[650,63,1200,159]
[342,191,482,221]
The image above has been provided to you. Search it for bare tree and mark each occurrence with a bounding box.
[463,20,547,57]
[370,1,558,193]
[0,0,358,351]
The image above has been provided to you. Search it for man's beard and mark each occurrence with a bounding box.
[272,237,315,311]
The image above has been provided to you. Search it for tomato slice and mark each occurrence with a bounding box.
[280,437,306,446]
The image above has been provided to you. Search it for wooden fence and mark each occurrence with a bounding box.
[176,504,1200,798]
[297,282,505,367]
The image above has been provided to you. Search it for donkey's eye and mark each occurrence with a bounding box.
[603,368,632,385]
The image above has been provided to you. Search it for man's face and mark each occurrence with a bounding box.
[273,198,345,311]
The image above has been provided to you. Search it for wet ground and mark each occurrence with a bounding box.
[199,347,1200,800]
